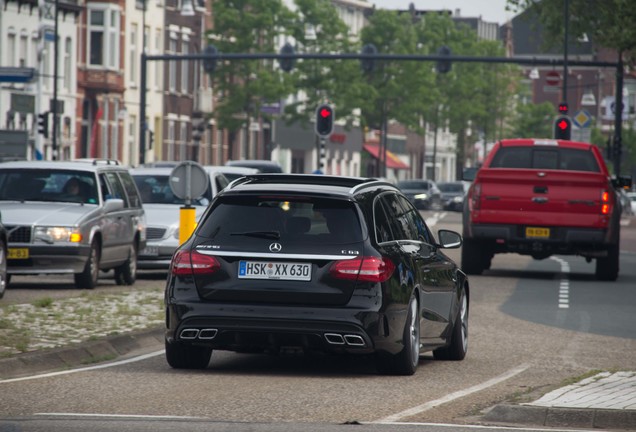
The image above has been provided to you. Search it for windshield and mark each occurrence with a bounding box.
[438,183,465,193]
[0,169,98,204]
[397,181,430,190]
[133,174,210,206]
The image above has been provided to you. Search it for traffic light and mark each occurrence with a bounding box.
[279,42,295,73]
[37,112,49,138]
[436,45,452,74]
[553,115,571,140]
[315,104,334,137]
[558,102,568,114]
[360,43,377,74]
[203,45,218,73]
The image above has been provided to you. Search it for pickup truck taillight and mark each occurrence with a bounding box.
[601,190,610,215]
[469,182,482,211]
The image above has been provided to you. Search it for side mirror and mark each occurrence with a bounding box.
[104,198,124,213]
[438,229,462,249]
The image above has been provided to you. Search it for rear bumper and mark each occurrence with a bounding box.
[164,300,408,356]
[469,223,611,256]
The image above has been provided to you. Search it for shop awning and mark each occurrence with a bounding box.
[363,144,410,170]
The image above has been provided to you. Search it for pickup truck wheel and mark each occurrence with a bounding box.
[75,242,100,289]
[434,286,468,361]
[114,243,137,286]
[595,242,619,281]
[165,339,212,369]
[461,239,484,275]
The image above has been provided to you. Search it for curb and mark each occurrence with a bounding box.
[0,326,164,380]
[482,404,636,430]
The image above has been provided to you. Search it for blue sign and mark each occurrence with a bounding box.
[572,110,592,129]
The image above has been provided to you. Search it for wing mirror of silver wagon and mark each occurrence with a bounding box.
[103,198,124,213]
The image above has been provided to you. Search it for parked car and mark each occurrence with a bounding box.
[0,217,6,299]
[396,179,442,210]
[437,181,471,212]
[164,174,469,375]
[628,191,636,214]
[131,167,229,270]
[204,165,259,183]
[225,159,284,173]
[0,160,146,289]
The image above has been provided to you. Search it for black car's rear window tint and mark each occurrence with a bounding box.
[397,181,430,189]
[490,147,599,172]
[198,196,363,243]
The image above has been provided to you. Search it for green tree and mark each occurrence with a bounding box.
[209,0,295,159]
[506,0,636,65]
[511,98,554,138]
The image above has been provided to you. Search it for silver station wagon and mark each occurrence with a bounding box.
[0,160,146,289]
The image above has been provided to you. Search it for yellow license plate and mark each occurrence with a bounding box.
[525,227,550,238]
[8,248,29,259]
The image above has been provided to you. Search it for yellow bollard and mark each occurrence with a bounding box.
[179,206,197,245]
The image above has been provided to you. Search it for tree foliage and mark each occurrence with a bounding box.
[506,0,636,64]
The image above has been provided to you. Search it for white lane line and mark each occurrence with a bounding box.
[426,212,447,228]
[551,257,570,309]
[374,363,531,423]
[0,350,164,384]
[373,421,599,432]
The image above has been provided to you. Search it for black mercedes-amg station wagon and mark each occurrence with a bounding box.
[164,174,469,375]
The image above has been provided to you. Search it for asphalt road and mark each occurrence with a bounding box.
[1,211,635,432]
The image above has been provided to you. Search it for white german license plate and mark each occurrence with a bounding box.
[141,246,159,256]
[525,227,550,238]
[238,261,311,281]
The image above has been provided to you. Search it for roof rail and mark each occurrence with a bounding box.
[227,173,397,192]
[72,158,121,166]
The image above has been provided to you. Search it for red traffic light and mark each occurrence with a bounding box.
[553,115,571,140]
[558,102,568,114]
[315,104,334,137]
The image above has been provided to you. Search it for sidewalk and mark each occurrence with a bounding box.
[482,371,636,430]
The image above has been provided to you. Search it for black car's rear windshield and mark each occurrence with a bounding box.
[490,146,600,172]
[397,180,430,189]
[198,195,363,244]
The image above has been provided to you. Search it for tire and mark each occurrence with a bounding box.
[461,238,485,275]
[595,242,619,281]
[165,339,212,369]
[0,239,6,299]
[433,287,468,361]
[75,241,100,289]
[375,293,420,376]
[114,243,138,286]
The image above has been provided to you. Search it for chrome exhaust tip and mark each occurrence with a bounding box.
[198,329,218,339]
[179,328,200,339]
[344,334,365,346]
[324,333,345,345]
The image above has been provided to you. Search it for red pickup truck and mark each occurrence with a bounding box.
[462,138,631,281]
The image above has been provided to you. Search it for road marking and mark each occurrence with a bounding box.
[0,350,164,384]
[551,257,570,309]
[374,421,599,431]
[374,363,531,423]
[426,212,447,228]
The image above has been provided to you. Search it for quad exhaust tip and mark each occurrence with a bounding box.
[179,328,218,340]
[324,333,366,347]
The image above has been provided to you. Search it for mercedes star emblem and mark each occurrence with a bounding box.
[269,243,282,252]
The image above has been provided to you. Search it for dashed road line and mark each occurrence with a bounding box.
[551,257,570,309]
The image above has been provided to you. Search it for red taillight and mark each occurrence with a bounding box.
[329,256,395,283]
[601,190,610,215]
[171,250,220,276]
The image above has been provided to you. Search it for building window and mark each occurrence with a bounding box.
[181,39,189,93]
[168,120,175,160]
[7,31,16,67]
[130,24,138,84]
[64,37,72,90]
[179,121,187,161]
[88,6,120,68]
[19,32,28,67]
[154,29,162,90]
[169,34,177,92]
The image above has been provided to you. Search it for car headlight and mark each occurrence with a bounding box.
[453,196,463,203]
[34,227,82,243]
[414,193,429,200]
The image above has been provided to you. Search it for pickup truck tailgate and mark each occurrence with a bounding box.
[474,169,611,228]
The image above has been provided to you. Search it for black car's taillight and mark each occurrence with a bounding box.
[171,250,220,276]
[329,256,395,283]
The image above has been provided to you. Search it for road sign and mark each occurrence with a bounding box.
[572,110,592,128]
[546,71,560,86]
[169,161,208,204]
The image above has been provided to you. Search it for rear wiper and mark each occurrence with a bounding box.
[230,230,280,240]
